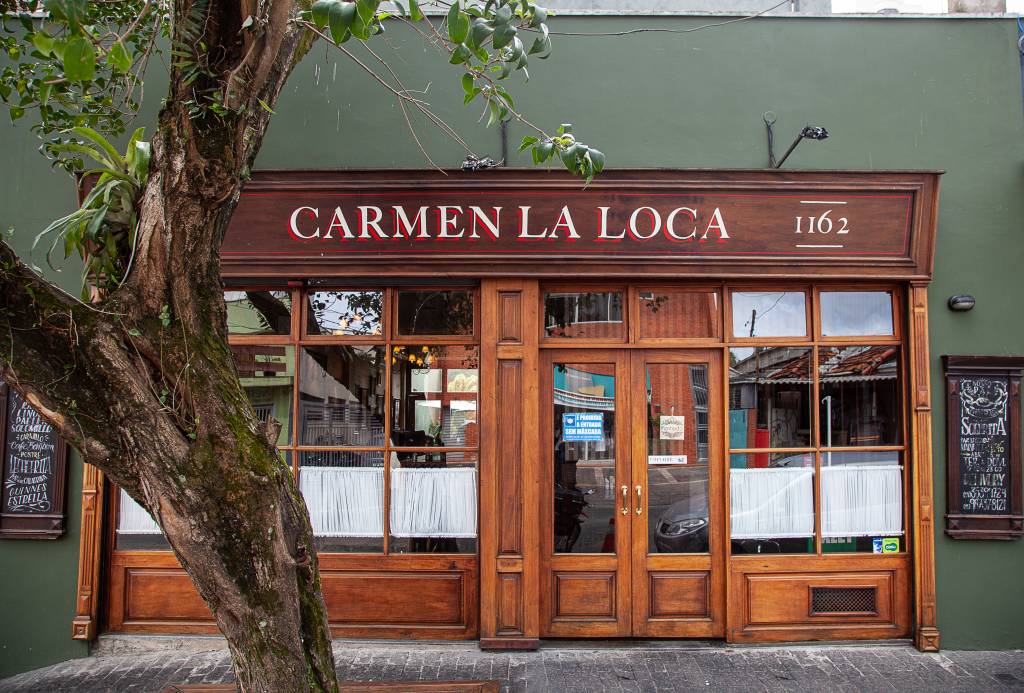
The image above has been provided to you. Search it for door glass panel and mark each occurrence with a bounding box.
[647,363,710,554]
[638,290,720,340]
[553,362,617,553]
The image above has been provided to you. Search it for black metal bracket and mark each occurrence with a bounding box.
[764,111,829,168]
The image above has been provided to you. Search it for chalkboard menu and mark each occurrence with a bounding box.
[944,356,1024,540]
[0,381,68,538]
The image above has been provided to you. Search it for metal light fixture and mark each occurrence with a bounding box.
[764,112,830,168]
[948,295,976,312]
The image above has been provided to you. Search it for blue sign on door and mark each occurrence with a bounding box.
[562,412,604,442]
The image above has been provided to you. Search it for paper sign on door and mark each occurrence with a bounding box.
[648,455,688,465]
[659,415,685,440]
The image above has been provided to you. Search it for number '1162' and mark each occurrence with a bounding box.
[794,209,849,234]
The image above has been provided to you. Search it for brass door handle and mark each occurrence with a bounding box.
[635,485,643,516]
[620,485,628,515]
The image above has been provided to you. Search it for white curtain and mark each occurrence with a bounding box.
[390,467,478,538]
[299,466,383,537]
[821,465,903,537]
[117,489,162,534]
[730,467,814,539]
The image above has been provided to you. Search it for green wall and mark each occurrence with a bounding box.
[1,15,1022,676]
[0,451,87,678]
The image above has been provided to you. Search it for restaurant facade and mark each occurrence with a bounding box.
[2,11,1023,679]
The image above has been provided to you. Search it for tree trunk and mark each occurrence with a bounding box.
[0,2,339,690]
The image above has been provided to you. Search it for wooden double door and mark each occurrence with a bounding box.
[540,349,725,637]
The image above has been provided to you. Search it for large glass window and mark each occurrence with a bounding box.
[731,291,807,339]
[544,291,625,339]
[820,291,893,337]
[729,347,812,449]
[224,290,291,335]
[396,290,474,336]
[307,290,383,336]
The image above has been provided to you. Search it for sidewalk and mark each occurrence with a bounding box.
[2,639,1023,692]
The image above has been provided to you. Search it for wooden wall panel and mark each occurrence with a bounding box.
[108,554,477,639]
[649,572,709,619]
[72,463,104,640]
[554,573,617,620]
[496,573,523,635]
[498,292,523,344]
[497,360,523,556]
[728,556,911,644]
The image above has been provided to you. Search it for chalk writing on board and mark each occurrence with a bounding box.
[958,377,1010,514]
[3,390,57,513]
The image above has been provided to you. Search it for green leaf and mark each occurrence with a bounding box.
[32,31,55,57]
[107,40,131,74]
[311,0,333,28]
[463,87,482,105]
[329,2,357,43]
[494,4,512,24]
[557,123,572,135]
[127,328,141,337]
[62,37,96,83]
[492,23,515,49]
[588,148,605,173]
[468,18,493,49]
[9,106,25,123]
[356,0,378,28]
[449,44,472,65]
[392,1,406,17]
[518,135,538,152]
[486,99,500,127]
[447,3,470,44]
[529,33,550,56]
[530,5,547,27]
[461,72,474,95]
[45,0,88,31]
[409,0,424,21]
[257,97,275,114]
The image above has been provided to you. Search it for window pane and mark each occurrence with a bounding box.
[639,290,720,340]
[730,452,814,555]
[820,291,893,337]
[307,290,382,336]
[819,346,900,447]
[396,290,474,336]
[225,290,291,335]
[731,291,806,338]
[389,452,478,554]
[553,362,618,553]
[233,344,294,448]
[647,363,710,554]
[821,451,904,554]
[544,291,625,339]
[299,451,384,553]
[729,347,812,448]
[391,346,479,447]
[297,346,386,447]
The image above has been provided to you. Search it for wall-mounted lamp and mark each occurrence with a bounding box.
[948,295,976,312]
[764,112,830,168]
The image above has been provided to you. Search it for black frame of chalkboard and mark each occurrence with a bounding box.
[0,381,69,539]
[944,356,1024,540]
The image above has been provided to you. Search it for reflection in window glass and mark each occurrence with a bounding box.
[639,290,719,339]
[731,291,806,338]
[821,451,904,554]
[298,346,386,448]
[299,451,383,553]
[389,452,478,554]
[729,347,812,448]
[232,344,294,448]
[391,346,479,447]
[553,362,617,553]
[730,452,814,554]
[396,290,474,335]
[544,291,625,339]
[819,346,900,447]
[224,290,291,335]
[647,363,710,554]
[820,291,893,337]
[307,290,382,336]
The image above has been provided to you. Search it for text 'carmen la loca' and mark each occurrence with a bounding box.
[287,204,732,242]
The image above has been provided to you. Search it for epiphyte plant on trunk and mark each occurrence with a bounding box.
[0,0,603,690]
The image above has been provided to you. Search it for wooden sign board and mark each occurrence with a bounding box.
[0,381,69,539]
[944,356,1024,540]
[221,169,940,280]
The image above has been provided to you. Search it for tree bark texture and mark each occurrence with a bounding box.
[0,1,337,691]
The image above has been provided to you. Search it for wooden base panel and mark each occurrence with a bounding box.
[479,638,540,651]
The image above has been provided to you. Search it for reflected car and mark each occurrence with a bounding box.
[653,450,899,554]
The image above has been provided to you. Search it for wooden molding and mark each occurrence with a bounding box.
[479,637,540,651]
[908,284,940,651]
[72,463,105,640]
